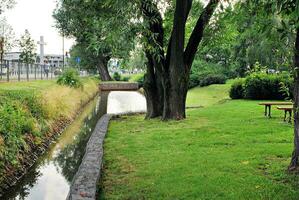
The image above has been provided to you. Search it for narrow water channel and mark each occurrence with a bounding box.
[2,91,146,200]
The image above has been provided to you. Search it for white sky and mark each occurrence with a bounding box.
[3,0,74,55]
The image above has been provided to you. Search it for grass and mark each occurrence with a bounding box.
[100,82,299,200]
[0,77,99,183]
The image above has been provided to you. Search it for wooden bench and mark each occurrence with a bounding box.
[259,102,293,117]
[277,106,293,123]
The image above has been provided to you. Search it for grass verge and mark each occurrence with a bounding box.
[100,82,299,200]
[0,77,99,185]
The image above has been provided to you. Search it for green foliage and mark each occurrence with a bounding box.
[54,0,136,73]
[199,74,227,87]
[229,79,245,99]
[0,91,46,173]
[129,74,144,88]
[188,73,200,89]
[101,83,298,199]
[113,72,121,81]
[18,29,36,64]
[229,73,293,100]
[198,1,295,77]
[57,68,83,88]
[244,73,293,100]
[120,75,130,82]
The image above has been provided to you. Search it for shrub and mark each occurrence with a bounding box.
[229,79,245,99]
[189,73,200,89]
[113,72,121,81]
[244,73,292,100]
[199,74,227,87]
[229,73,293,100]
[57,68,83,88]
[120,75,130,82]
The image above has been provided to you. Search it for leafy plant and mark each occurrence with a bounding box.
[229,79,245,99]
[113,72,121,81]
[57,68,83,88]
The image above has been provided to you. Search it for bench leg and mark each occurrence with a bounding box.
[264,106,267,116]
[284,110,287,122]
[268,105,272,118]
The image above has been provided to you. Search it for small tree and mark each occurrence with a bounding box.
[18,29,36,64]
[0,17,16,53]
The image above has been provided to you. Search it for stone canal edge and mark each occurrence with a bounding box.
[67,114,112,200]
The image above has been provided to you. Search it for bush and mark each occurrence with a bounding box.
[229,73,293,100]
[113,72,121,81]
[57,68,83,88]
[199,74,227,87]
[120,75,130,82]
[189,73,200,89]
[229,79,245,99]
[244,73,292,100]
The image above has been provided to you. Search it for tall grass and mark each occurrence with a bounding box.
[0,77,99,183]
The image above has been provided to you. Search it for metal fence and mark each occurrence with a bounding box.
[0,60,86,82]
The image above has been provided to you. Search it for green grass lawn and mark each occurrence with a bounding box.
[100,82,299,200]
[0,80,57,90]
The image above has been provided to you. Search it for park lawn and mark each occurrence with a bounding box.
[100,82,299,200]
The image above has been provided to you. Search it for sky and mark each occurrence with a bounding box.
[3,0,74,55]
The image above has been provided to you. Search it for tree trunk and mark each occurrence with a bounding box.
[144,53,164,118]
[289,27,299,171]
[98,56,112,81]
[162,0,189,120]
[141,0,165,119]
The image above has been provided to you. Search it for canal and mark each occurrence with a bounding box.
[2,91,146,200]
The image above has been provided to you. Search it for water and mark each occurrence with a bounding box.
[1,91,146,200]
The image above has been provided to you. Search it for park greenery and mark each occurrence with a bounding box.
[57,68,83,88]
[1,0,299,197]
[0,78,99,185]
[52,0,299,171]
[101,82,299,199]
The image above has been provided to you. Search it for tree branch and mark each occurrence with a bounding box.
[165,0,193,68]
[184,0,219,69]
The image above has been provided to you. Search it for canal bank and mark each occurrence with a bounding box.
[0,78,99,197]
[1,84,146,199]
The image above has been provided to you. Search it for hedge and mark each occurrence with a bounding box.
[229,73,293,100]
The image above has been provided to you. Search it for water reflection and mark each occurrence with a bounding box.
[107,91,146,114]
[2,97,103,200]
[1,91,146,200]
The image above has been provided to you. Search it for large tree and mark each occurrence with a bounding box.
[53,0,135,81]
[136,0,220,120]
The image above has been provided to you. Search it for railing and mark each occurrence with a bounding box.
[0,60,87,82]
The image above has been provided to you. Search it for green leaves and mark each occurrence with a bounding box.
[18,30,36,64]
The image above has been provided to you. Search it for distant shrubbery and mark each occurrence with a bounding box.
[230,73,293,100]
[113,72,121,81]
[188,59,232,89]
[130,74,144,88]
[189,72,227,89]
[57,68,83,88]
